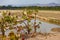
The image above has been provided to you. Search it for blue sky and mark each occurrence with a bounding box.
[0,0,59,6]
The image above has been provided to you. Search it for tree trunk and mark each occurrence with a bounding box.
[23,21,30,34]
[34,13,36,33]
[1,25,5,37]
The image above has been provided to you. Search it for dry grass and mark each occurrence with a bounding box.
[0,10,60,19]
[38,10,60,20]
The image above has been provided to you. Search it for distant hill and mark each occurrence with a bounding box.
[0,3,60,7]
[36,3,60,7]
[12,3,60,7]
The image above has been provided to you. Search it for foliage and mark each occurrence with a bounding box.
[0,12,18,36]
[0,6,60,10]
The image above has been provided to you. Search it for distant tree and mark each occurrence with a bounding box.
[7,5,12,8]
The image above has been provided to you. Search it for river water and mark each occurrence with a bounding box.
[30,19,60,33]
[0,19,60,36]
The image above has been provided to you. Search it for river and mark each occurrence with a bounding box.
[0,19,60,36]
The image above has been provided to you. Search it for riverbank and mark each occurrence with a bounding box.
[0,32,60,40]
[27,32,60,40]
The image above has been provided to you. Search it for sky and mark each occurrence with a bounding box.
[0,0,60,6]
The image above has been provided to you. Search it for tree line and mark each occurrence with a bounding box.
[0,5,60,10]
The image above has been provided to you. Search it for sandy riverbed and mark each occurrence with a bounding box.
[27,32,60,40]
